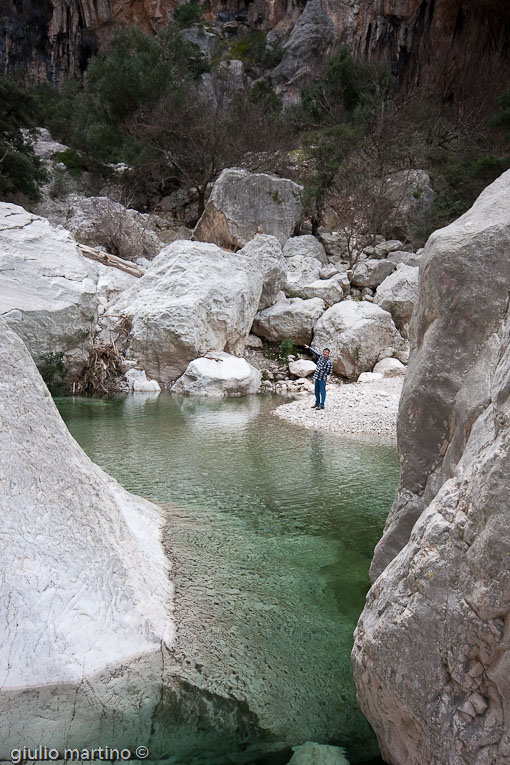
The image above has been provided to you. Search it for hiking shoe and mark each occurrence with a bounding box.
[318,406,325,409]
[311,404,319,409]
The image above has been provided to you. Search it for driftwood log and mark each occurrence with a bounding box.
[78,244,145,278]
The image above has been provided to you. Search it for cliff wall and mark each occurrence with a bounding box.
[2,0,510,95]
[352,171,510,763]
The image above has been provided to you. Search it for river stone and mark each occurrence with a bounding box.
[372,357,406,377]
[252,297,325,345]
[194,168,304,249]
[171,352,261,396]
[288,359,317,378]
[352,258,396,289]
[283,235,328,265]
[375,263,419,338]
[0,202,98,369]
[289,742,350,764]
[352,169,510,765]
[0,317,174,756]
[312,301,403,379]
[100,239,280,384]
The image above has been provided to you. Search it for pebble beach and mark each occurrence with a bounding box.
[273,377,404,443]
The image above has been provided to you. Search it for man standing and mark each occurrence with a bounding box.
[304,344,333,410]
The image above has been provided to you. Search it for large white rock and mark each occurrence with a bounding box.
[100,239,281,384]
[299,274,346,306]
[312,301,403,379]
[0,318,173,754]
[288,359,317,377]
[194,168,303,249]
[252,297,325,345]
[236,234,287,309]
[171,352,261,396]
[124,368,161,392]
[284,254,323,295]
[352,258,396,289]
[283,234,328,265]
[0,202,99,368]
[374,263,419,338]
[372,357,406,377]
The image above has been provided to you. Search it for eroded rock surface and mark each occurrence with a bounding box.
[253,296,325,344]
[352,169,510,764]
[374,263,419,339]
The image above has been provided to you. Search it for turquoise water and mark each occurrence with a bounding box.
[56,393,398,764]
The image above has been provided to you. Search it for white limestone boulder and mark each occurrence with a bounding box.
[237,234,287,309]
[0,318,173,755]
[283,235,328,265]
[373,357,406,377]
[194,168,303,249]
[0,202,98,369]
[375,263,419,338]
[299,274,346,306]
[100,239,279,384]
[312,301,404,379]
[288,359,317,377]
[358,371,384,382]
[284,254,323,295]
[252,297,325,345]
[352,258,396,289]
[171,352,261,396]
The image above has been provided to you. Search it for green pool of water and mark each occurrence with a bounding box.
[56,393,398,764]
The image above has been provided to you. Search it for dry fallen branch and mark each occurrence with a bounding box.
[78,244,145,278]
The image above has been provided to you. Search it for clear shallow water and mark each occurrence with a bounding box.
[56,393,398,764]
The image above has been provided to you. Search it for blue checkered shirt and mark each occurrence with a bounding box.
[309,346,333,381]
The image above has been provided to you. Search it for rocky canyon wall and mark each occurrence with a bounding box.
[352,171,510,763]
[2,0,510,95]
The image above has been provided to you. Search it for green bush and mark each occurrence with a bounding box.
[38,352,68,395]
[279,338,299,362]
[53,148,87,176]
[0,76,46,200]
[174,2,204,28]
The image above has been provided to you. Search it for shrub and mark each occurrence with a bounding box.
[38,352,68,395]
[174,2,204,28]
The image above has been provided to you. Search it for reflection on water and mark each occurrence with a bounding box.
[56,393,398,764]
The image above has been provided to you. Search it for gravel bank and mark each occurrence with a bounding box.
[273,378,404,443]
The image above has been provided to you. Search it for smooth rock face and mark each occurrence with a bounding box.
[312,301,403,379]
[372,357,406,377]
[352,258,396,289]
[0,202,98,368]
[253,296,325,344]
[100,239,277,384]
[374,263,419,338]
[124,368,161,392]
[388,250,422,267]
[0,318,173,754]
[194,168,303,249]
[352,170,510,765]
[171,351,262,396]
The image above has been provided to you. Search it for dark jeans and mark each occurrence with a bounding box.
[314,378,326,407]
